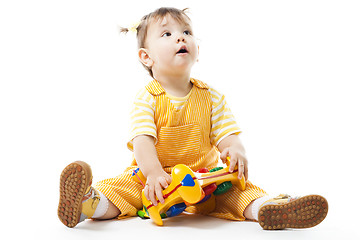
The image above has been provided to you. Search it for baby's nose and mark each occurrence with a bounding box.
[177,36,185,43]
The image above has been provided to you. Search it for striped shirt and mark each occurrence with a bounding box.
[127,83,241,150]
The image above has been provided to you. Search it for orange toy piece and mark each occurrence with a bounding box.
[132,157,246,226]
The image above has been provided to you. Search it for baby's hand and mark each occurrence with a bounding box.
[220,147,248,181]
[144,169,172,206]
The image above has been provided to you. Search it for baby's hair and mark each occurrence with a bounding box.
[120,7,191,78]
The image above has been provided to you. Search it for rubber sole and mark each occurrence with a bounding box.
[57,161,92,228]
[258,195,328,230]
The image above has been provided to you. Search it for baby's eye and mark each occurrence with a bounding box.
[184,30,191,35]
[162,32,171,37]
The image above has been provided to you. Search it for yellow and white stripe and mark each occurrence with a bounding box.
[127,82,241,151]
[208,87,241,146]
[166,88,193,110]
[127,89,157,150]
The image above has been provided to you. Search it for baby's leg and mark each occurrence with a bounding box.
[243,200,256,220]
[190,181,267,221]
[94,201,120,220]
[243,195,273,220]
[58,161,121,227]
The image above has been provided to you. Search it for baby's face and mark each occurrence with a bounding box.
[144,15,198,77]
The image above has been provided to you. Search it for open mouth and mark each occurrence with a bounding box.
[176,46,188,54]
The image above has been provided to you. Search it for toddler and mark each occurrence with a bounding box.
[57,7,328,230]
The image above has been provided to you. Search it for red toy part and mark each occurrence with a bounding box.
[196,168,210,173]
[202,183,217,195]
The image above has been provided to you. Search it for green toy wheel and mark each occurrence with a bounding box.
[137,210,149,219]
[213,181,233,195]
[209,167,233,195]
[209,167,223,172]
[137,208,167,219]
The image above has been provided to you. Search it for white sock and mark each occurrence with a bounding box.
[250,195,272,221]
[92,190,109,218]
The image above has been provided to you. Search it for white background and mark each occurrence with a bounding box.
[1,0,359,239]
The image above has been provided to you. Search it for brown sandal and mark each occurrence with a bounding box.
[258,194,328,230]
[57,161,93,228]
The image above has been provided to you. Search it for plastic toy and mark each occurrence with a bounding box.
[132,157,246,226]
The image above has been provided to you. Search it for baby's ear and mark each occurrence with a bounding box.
[138,48,153,67]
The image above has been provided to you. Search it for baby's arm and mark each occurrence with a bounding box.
[217,134,248,180]
[133,135,171,206]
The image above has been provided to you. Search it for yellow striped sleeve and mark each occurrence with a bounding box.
[209,87,241,146]
[127,88,157,151]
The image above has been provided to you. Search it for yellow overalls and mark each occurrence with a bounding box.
[95,79,267,220]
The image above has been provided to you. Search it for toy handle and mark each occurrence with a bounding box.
[226,157,246,191]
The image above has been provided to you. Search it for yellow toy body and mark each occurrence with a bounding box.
[132,158,246,226]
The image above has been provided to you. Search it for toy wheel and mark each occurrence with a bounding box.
[197,193,211,204]
[213,181,233,195]
[165,202,187,218]
[209,167,223,172]
[202,183,217,195]
[196,168,209,173]
[137,209,149,219]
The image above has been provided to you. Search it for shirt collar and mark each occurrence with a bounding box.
[146,78,209,96]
